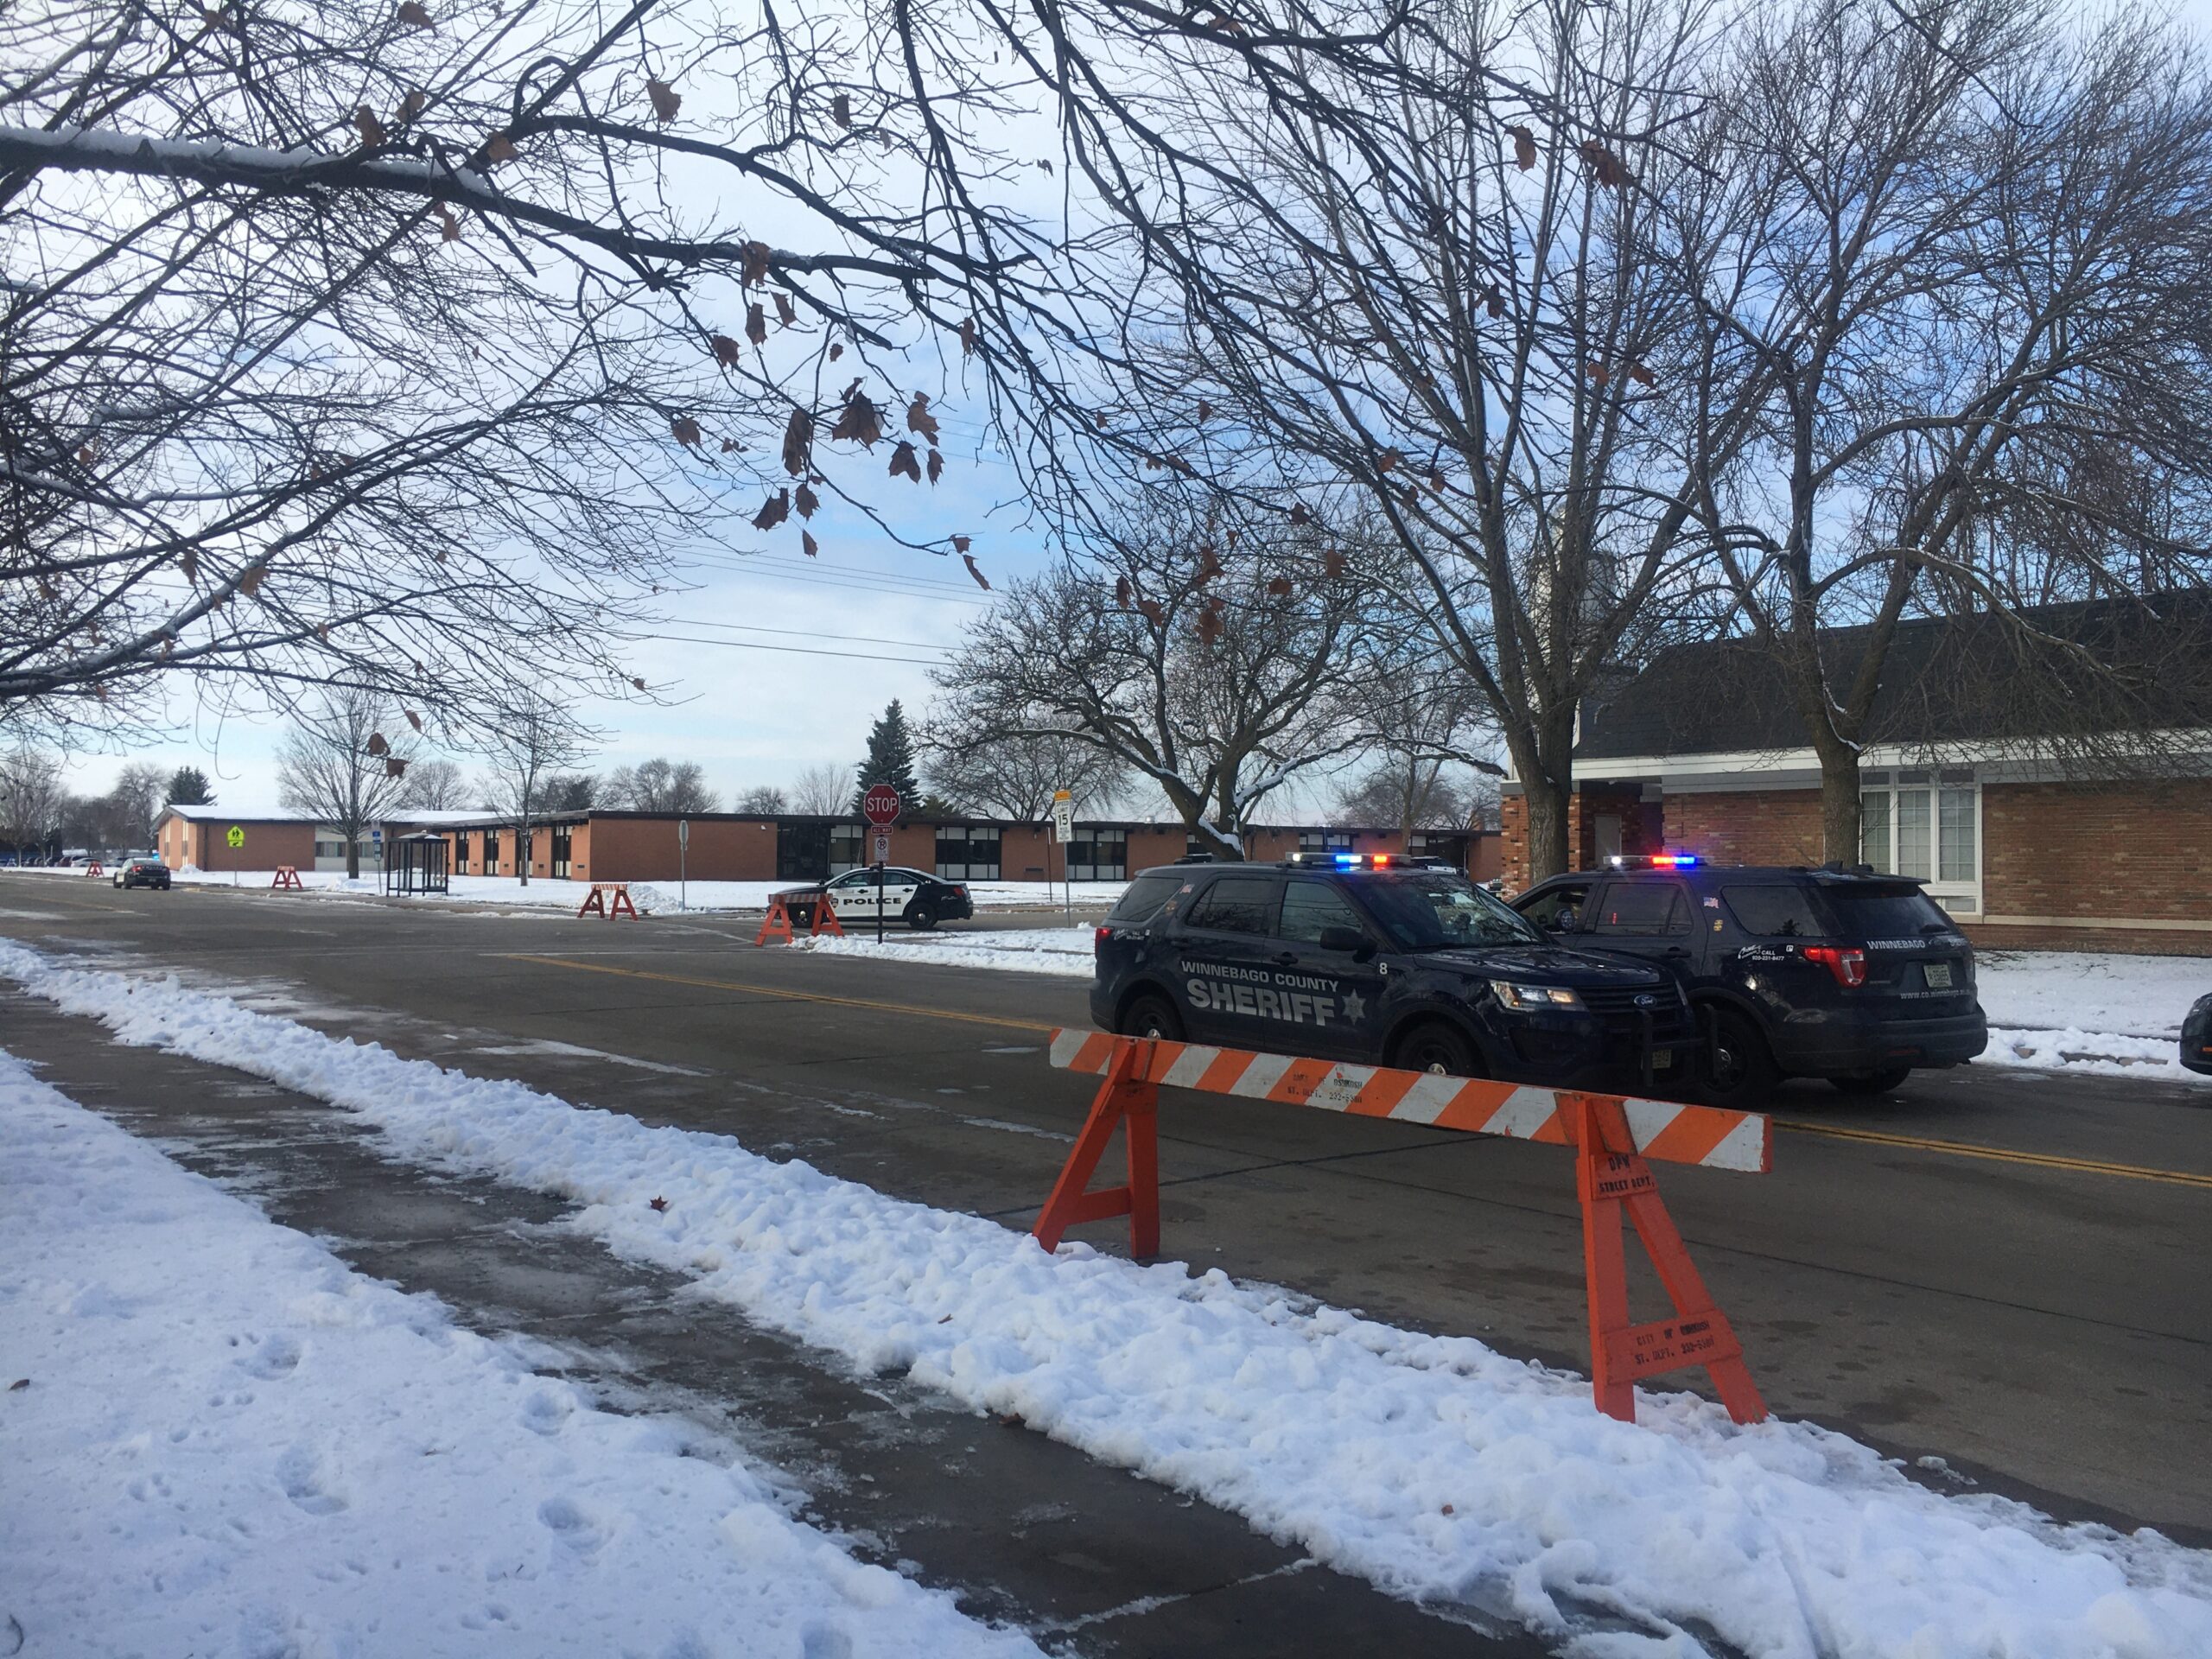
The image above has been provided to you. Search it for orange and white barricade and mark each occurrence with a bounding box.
[575,882,639,919]
[85,861,105,877]
[1036,1030,1769,1427]
[271,866,304,889]
[754,891,843,945]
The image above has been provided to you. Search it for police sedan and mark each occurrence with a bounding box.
[771,867,975,931]
[1090,855,1699,1090]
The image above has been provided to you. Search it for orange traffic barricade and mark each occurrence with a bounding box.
[1036,1030,1769,1427]
[754,891,843,945]
[271,866,303,889]
[85,861,105,877]
[575,882,639,919]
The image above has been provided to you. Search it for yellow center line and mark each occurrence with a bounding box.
[501,954,2210,1188]
[499,953,1056,1033]
[1774,1118,2212,1189]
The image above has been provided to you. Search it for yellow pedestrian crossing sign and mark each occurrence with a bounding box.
[226,825,245,849]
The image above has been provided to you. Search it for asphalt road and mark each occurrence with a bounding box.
[4,875,2209,1545]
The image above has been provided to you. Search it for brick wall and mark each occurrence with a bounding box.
[1975,779,2212,956]
[1666,790,1827,868]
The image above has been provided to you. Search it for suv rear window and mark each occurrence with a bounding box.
[1591,883,1689,937]
[1107,871,1185,926]
[1822,886,1955,938]
[1720,884,1824,938]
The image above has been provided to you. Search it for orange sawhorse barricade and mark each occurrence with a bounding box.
[84,861,105,877]
[575,882,639,919]
[754,892,844,945]
[270,866,304,889]
[1034,1029,1769,1427]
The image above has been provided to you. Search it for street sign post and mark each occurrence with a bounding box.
[1052,790,1075,924]
[861,786,900,944]
[677,818,690,912]
[227,824,244,887]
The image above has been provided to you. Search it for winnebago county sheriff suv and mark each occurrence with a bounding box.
[1091,855,1699,1091]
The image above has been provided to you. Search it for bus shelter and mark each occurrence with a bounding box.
[381,832,451,897]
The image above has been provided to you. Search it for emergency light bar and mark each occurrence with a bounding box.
[1282,851,1454,871]
[1605,852,1701,869]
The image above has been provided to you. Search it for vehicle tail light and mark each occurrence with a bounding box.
[952,886,968,899]
[1095,925,1113,948]
[1804,945,1867,988]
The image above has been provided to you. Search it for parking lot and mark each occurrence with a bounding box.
[5,875,2206,1554]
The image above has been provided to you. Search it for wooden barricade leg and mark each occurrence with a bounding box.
[810,895,844,938]
[1032,1038,1160,1259]
[576,887,607,919]
[608,885,638,919]
[754,896,794,944]
[1567,1094,1766,1427]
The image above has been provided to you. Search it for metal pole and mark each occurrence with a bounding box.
[876,856,885,944]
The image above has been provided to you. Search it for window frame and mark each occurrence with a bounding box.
[1859,768,1981,917]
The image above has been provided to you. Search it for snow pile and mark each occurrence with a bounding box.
[0,1049,1039,1659]
[790,925,1096,976]
[4,943,2208,1656]
[1974,951,2210,1083]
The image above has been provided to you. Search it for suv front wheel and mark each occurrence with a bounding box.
[1702,1006,1778,1106]
[1389,1020,1482,1077]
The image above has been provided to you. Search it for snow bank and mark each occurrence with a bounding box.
[1974,952,2211,1084]
[790,925,1096,976]
[0,1047,1039,1659]
[4,940,2209,1658]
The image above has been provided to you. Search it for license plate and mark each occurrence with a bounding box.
[1652,1050,1673,1070]
[1924,963,1952,989]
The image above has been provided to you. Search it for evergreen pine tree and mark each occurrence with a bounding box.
[851,700,920,814]
[164,766,213,805]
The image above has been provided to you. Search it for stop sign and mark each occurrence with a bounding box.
[861,785,901,827]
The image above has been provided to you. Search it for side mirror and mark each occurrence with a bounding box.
[1318,925,1375,960]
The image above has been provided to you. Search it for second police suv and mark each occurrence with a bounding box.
[1091,853,1700,1090]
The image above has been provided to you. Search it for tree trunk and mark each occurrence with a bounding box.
[1522,782,1571,883]
[1815,739,1863,867]
[518,814,531,885]
[345,832,359,880]
[1508,703,1579,883]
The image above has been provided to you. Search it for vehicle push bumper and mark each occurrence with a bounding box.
[1769,1006,1989,1074]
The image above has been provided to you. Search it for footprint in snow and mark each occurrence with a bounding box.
[536,1496,607,1554]
[275,1444,348,1516]
[244,1332,302,1379]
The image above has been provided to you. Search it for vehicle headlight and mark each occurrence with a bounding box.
[1490,981,1585,1012]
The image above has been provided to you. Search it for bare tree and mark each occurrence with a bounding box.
[934,507,1366,857]
[275,687,416,877]
[480,692,588,886]
[789,764,855,817]
[920,721,1124,821]
[734,785,789,815]
[0,747,66,861]
[604,758,717,814]
[1679,0,2212,852]
[395,758,469,811]
[105,760,167,849]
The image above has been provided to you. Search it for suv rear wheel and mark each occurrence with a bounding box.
[1831,1065,1911,1096]
[1703,1006,1779,1106]
[1390,1020,1482,1077]
[1117,990,1184,1041]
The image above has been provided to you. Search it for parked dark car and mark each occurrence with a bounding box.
[2183,993,2212,1077]
[1090,855,1699,1093]
[1511,858,1987,1103]
[770,866,974,931]
[112,857,172,891]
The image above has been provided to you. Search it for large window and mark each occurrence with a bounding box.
[454,833,472,869]
[550,826,573,879]
[935,826,1001,881]
[1297,829,1354,855]
[1861,769,1980,913]
[483,831,500,869]
[828,823,866,874]
[1066,826,1127,882]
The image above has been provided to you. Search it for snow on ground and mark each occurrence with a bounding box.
[790,925,1096,976]
[3,865,1127,915]
[1974,951,2211,1084]
[0,1048,1041,1659]
[4,941,2207,1659]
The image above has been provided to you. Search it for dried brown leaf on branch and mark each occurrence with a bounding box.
[1115,575,1133,606]
[721,438,741,453]
[1377,448,1402,473]
[1483,283,1505,319]
[404,709,424,733]
[926,448,944,485]
[830,391,883,447]
[906,393,940,442]
[76,444,95,465]
[385,755,408,778]
[803,531,819,558]
[1578,140,1628,188]
[960,317,977,358]
[888,441,922,482]
[436,205,460,241]
[181,549,199,584]
[1628,360,1655,387]
[1507,125,1537,170]
[1287,504,1312,525]
[238,565,264,595]
[753,490,791,530]
[1265,577,1293,597]
[632,677,648,691]
[1136,598,1165,626]
[484,131,517,162]
[781,408,813,476]
[774,292,797,327]
[646,78,681,123]
[401,90,428,119]
[366,732,391,756]
[1196,398,1211,422]
[1324,549,1346,579]
[354,105,385,149]
[951,535,972,553]
[1196,607,1223,645]
[962,554,990,590]
[742,241,770,287]
[795,482,819,518]
[1586,363,1610,387]
[671,415,702,448]
[1427,466,1446,493]
[746,303,767,346]
[832,92,852,129]
[397,1,433,28]
[828,341,843,361]
[712,333,743,367]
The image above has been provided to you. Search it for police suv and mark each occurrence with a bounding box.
[1090,855,1700,1090]
[1512,856,1989,1103]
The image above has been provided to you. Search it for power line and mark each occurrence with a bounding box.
[676,553,991,607]
[646,617,954,652]
[631,631,950,667]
